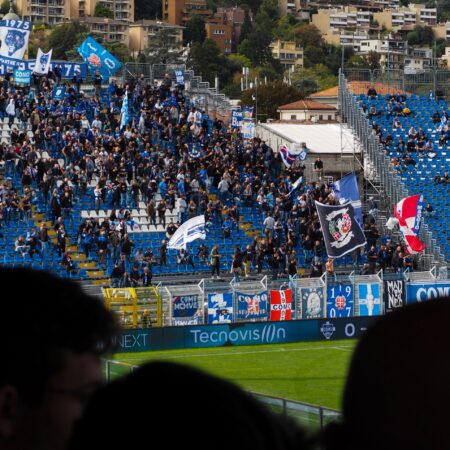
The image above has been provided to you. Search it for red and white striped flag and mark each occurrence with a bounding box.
[393,194,425,254]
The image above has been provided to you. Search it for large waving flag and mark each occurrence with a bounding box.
[167,215,206,250]
[0,19,31,68]
[77,36,122,79]
[393,194,425,254]
[120,91,129,129]
[34,48,52,75]
[280,145,300,168]
[289,176,303,197]
[315,201,366,258]
[332,172,363,226]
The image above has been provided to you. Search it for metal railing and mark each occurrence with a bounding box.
[339,71,446,269]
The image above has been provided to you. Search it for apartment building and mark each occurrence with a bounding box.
[15,0,134,24]
[79,16,130,47]
[432,22,450,41]
[359,36,406,70]
[205,17,233,54]
[270,40,304,71]
[278,0,308,17]
[216,6,246,47]
[404,47,433,73]
[77,0,134,22]
[162,0,212,26]
[373,4,437,30]
[129,20,183,54]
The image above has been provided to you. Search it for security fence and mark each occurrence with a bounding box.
[339,71,447,269]
[102,268,449,329]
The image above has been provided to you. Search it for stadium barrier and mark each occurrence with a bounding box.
[103,268,449,334]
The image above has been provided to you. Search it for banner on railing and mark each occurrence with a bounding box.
[174,69,184,84]
[383,279,405,313]
[236,291,268,320]
[357,283,381,316]
[269,289,292,321]
[299,287,325,319]
[406,282,450,304]
[231,109,243,128]
[327,284,354,318]
[172,294,201,326]
[208,293,233,324]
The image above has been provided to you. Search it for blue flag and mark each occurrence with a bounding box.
[332,172,363,226]
[77,36,122,79]
[120,91,129,129]
[52,85,66,101]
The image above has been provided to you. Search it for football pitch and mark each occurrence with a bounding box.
[113,339,357,410]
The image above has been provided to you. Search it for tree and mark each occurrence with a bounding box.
[367,51,381,70]
[0,0,16,14]
[135,0,161,20]
[273,14,298,41]
[188,38,231,86]
[239,7,252,44]
[259,0,278,19]
[407,25,434,46]
[146,27,185,65]
[239,81,303,120]
[294,24,324,48]
[183,15,206,46]
[94,3,114,18]
[47,22,89,60]
[347,55,371,69]
[291,64,337,93]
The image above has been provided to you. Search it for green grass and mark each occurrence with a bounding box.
[112,339,356,410]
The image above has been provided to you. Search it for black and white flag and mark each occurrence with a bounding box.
[315,201,366,258]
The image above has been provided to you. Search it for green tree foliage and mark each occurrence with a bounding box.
[239,7,252,43]
[239,81,303,120]
[407,25,434,47]
[227,53,252,70]
[436,38,450,58]
[259,0,278,18]
[135,0,161,20]
[291,64,337,94]
[0,0,16,14]
[273,14,298,41]
[146,27,185,65]
[294,24,324,48]
[47,22,89,60]
[188,38,232,86]
[183,15,206,46]
[346,54,371,69]
[94,3,114,18]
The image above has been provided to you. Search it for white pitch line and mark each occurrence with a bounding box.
[332,346,354,352]
[119,344,355,362]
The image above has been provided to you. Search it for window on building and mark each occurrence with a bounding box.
[290,115,297,120]
[319,115,323,120]
[328,115,332,120]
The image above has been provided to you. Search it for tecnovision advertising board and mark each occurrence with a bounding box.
[116,316,379,353]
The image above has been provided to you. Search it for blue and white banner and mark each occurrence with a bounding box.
[173,316,202,326]
[34,48,52,75]
[167,215,206,250]
[332,172,363,226]
[188,143,202,159]
[0,60,86,78]
[289,176,303,197]
[236,291,268,320]
[327,284,354,318]
[358,283,381,317]
[0,19,31,62]
[242,120,255,140]
[13,69,31,85]
[383,279,405,313]
[52,85,66,101]
[208,293,233,324]
[300,287,325,319]
[243,106,253,119]
[231,109,243,128]
[406,282,450,304]
[173,294,200,319]
[77,36,122,79]
[174,69,184,84]
[120,91,129,129]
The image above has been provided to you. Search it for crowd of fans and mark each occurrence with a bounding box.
[0,72,414,286]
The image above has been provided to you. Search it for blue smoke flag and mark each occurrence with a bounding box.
[77,36,122,79]
[332,172,363,226]
[120,91,129,129]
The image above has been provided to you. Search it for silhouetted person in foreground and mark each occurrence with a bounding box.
[323,297,450,450]
[0,268,118,450]
[70,361,309,450]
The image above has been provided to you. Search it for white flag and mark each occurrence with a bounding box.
[34,48,52,75]
[167,215,206,250]
[0,20,31,60]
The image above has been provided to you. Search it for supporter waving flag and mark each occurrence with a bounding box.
[393,194,425,254]
[279,144,302,168]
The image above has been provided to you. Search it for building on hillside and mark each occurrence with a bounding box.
[278,0,307,16]
[277,99,337,122]
[270,40,304,71]
[440,46,450,69]
[373,4,437,30]
[162,0,212,26]
[129,20,183,55]
[205,16,233,54]
[432,22,450,41]
[16,0,74,24]
[77,0,134,22]
[79,16,129,46]
[359,35,407,71]
[216,6,246,50]
[403,47,432,74]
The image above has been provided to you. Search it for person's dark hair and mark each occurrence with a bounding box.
[323,297,450,450]
[70,361,308,450]
[0,268,117,402]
